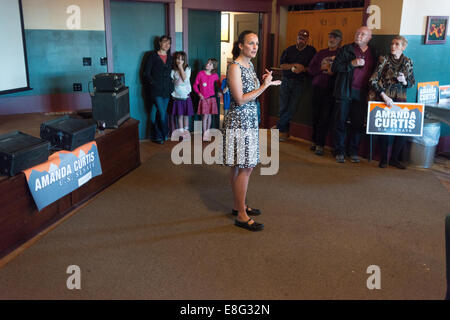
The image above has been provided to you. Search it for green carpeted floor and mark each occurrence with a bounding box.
[0,139,449,299]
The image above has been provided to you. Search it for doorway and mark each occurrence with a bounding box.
[220,12,260,78]
[187,9,261,129]
[219,12,260,127]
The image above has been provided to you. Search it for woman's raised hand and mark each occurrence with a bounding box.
[261,69,271,82]
[262,69,281,87]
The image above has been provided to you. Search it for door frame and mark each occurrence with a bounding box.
[104,0,176,73]
[182,0,273,127]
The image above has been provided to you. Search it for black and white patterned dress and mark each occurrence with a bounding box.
[222,61,260,168]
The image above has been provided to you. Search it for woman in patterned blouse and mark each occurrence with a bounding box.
[369,35,415,169]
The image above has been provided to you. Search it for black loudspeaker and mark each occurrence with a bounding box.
[91,86,130,128]
[93,73,125,92]
[40,116,97,151]
[0,131,50,176]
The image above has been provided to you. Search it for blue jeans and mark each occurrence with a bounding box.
[277,78,303,133]
[150,96,169,142]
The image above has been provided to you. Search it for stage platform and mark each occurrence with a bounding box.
[0,113,140,258]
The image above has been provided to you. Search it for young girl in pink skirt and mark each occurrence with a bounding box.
[193,58,220,141]
[171,51,194,140]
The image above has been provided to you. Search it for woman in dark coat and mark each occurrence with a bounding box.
[143,35,174,144]
[369,35,415,169]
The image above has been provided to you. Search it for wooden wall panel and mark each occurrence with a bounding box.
[286,8,363,51]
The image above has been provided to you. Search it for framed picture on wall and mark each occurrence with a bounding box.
[424,16,448,44]
[221,13,230,42]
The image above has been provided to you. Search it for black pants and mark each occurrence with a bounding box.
[312,86,335,147]
[277,78,303,133]
[334,89,367,156]
[378,135,407,163]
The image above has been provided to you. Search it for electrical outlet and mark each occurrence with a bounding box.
[83,57,92,66]
[73,83,82,91]
[100,57,107,66]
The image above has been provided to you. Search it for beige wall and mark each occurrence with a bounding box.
[369,0,403,35]
[176,0,182,32]
[22,0,104,30]
[400,0,450,35]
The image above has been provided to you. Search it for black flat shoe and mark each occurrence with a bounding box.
[231,206,261,216]
[389,160,406,169]
[378,161,387,168]
[235,218,264,231]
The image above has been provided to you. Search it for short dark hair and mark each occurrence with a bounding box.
[155,35,172,51]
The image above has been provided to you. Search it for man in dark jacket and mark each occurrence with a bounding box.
[276,29,316,141]
[331,26,377,163]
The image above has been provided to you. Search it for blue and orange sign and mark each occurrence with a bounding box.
[418,81,439,104]
[23,141,102,211]
[367,101,424,136]
[439,85,450,104]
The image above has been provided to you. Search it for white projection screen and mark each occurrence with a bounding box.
[0,0,30,94]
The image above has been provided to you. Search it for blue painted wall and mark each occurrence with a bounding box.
[6,30,107,97]
[188,10,221,78]
[110,1,166,139]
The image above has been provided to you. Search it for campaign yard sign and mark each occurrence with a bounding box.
[23,141,102,211]
[439,85,450,104]
[366,101,424,136]
[417,81,439,104]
